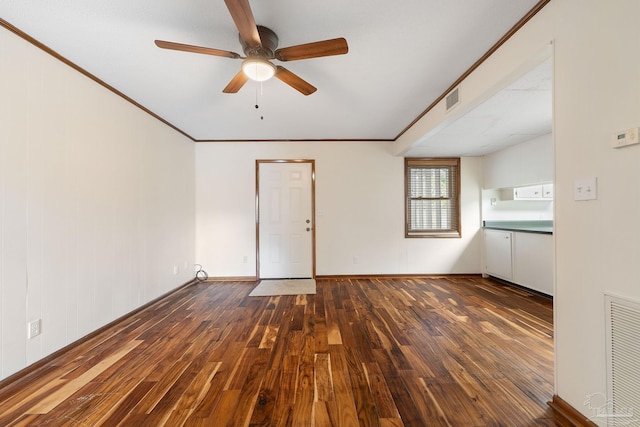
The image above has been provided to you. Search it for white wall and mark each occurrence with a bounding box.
[0,26,195,380]
[196,142,482,277]
[483,133,553,190]
[481,193,553,221]
[482,134,554,221]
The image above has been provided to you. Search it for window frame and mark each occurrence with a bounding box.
[404,157,461,238]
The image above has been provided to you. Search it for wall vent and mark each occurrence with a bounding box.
[605,294,640,426]
[445,87,460,111]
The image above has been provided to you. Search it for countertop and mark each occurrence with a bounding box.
[483,220,553,235]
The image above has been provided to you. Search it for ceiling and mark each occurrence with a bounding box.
[404,58,552,157]
[0,0,549,155]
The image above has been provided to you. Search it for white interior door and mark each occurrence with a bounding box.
[258,161,314,279]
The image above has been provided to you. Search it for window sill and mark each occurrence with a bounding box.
[406,231,461,238]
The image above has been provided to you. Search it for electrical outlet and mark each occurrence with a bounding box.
[173,265,178,275]
[28,319,41,339]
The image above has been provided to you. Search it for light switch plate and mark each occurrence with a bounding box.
[574,177,597,201]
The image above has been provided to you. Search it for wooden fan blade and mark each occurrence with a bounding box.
[274,38,348,61]
[224,0,261,47]
[274,66,317,95]
[155,40,241,59]
[223,70,250,93]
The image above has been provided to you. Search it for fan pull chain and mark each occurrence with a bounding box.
[255,83,259,110]
[254,82,264,120]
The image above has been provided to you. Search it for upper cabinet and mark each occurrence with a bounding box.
[500,183,554,200]
[483,134,553,189]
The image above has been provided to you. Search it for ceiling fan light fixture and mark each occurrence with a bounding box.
[242,58,276,82]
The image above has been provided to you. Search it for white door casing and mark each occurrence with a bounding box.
[257,161,314,279]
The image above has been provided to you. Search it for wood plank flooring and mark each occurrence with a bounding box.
[0,276,561,426]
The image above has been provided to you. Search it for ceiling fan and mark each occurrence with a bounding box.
[154,0,348,96]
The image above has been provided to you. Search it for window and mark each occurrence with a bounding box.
[405,158,461,238]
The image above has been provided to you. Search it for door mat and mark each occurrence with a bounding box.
[249,279,316,297]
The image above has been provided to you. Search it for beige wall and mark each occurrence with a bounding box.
[0,26,196,380]
[553,0,640,419]
[195,142,483,277]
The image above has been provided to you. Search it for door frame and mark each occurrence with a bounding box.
[255,159,316,280]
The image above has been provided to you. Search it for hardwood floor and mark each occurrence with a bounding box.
[0,276,561,426]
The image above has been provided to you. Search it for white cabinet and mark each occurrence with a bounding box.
[484,229,513,280]
[515,185,543,199]
[513,233,553,295]
[500,183,554,200]
[483,229,553,295]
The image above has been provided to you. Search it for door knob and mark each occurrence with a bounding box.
[306,227,311,232]
[306,219,310,223]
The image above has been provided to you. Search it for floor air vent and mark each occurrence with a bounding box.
[445,87,460,111]
[605,294,640,426]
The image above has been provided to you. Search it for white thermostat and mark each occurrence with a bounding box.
[611,127,639,148]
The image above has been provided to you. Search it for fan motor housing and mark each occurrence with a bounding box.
[240,25,279,58]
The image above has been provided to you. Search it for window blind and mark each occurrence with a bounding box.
[405,158,461,238]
